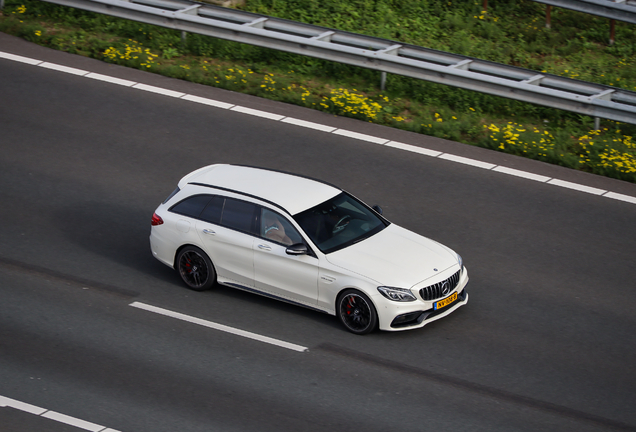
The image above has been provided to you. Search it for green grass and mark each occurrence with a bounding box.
[1,0,635,182]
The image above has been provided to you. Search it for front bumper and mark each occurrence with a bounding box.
[375,266,469,331]
[390,288,468,329]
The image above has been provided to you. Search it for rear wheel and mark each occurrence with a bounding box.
[176,246,216,291]
[337,289,378,335]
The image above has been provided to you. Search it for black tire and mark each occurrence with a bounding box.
[176,246,216,291]
[337,289,378,335]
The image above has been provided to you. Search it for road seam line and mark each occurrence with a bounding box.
[2,51,635,205]
[130,301,309,352]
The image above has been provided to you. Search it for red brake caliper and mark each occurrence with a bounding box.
[347,296,355,315]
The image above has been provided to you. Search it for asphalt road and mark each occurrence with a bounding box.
[1,33,636,432]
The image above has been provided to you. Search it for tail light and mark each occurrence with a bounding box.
[151,212,164,226]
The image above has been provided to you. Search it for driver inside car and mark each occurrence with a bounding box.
[262,210,293,245]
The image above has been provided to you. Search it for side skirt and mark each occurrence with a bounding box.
[221,281,332,315]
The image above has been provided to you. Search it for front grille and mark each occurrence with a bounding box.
[419,269,461,301]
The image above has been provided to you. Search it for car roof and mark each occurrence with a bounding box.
[179,164,342,215]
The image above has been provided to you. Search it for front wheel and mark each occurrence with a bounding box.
[337,289,378,335]
[176,246,216,291]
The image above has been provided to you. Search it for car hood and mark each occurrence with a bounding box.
[325,224,459,288]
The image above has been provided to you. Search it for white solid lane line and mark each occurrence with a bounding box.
[0,51,42,64]
[85,72,137,87]
[281,117,337,132]
[132,83,186,98]
[547,178,607,195]
[39,61,89,76]
[385,140,443,157]
[230,105,286,120]
[332,128,389,144]
[605,191,636,204]
[492,166,551,182]
[130,301,309,352]
[0,395,121,432]
[438,153,497,170]
[2,50,635,204]
[181,94,234,109]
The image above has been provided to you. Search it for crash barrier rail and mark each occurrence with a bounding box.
[27,0,636,126]
[530,0,636,24]
[483,0,636,43]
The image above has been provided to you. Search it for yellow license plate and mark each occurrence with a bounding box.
[434,291,458,310]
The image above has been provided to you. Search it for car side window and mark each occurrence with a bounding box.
[220,198,258,234]
[169,194,213,218]
[199,195,224,224]
[260,208,303,246]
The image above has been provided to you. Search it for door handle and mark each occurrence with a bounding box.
[258,244,271,251]
[202,229,216,235]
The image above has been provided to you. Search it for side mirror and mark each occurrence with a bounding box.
[372,205,383,215]
[286,243,308,255]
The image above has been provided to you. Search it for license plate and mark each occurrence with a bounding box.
[434,291,458,310]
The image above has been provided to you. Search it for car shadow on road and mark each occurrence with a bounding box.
[53,199,176,283]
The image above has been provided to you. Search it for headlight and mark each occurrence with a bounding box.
[457,253,463,270]
[377,286,417,302]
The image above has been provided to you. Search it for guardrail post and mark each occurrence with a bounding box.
[0,0,4,10]
[178,4,202,47]
[609,19,616,45]
[546,5,552,29]
[377,44,401,91]
[595,117,601,131]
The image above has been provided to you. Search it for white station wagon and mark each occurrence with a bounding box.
[150,164,468,334]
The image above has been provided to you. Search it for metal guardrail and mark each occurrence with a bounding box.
[35,0,636,125]
[532,0,636,24]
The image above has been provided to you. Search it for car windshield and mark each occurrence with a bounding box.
[293,192,389,254]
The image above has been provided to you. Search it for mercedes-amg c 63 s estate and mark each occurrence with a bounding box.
[150,164,468,334]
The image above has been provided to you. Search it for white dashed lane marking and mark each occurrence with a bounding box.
[1,50,635,205]
[130,301,309,352]
[0,395,121,432]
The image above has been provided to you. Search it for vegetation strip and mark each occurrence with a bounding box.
[2,49,635,205]
[2,0,634,182]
